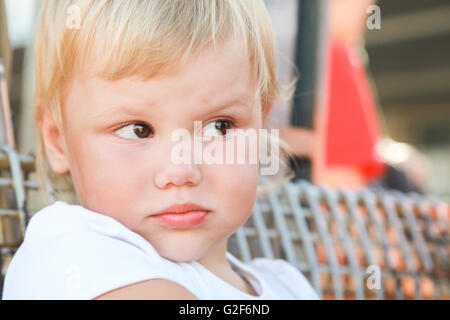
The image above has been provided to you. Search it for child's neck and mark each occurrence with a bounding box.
[197,240,258,296]
[196,240,229,271]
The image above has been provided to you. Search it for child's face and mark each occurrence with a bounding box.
[51,41,269,262]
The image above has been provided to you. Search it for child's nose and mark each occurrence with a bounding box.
[154,161,202,189]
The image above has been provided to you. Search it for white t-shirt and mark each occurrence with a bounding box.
[2,201,320,300]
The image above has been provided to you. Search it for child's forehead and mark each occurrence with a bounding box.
[77,35,249,80]
[75,40,255,97]
[68,40,258,113]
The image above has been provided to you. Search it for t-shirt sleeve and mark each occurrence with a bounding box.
[252,258,321,300]
[272,259,321,300]
[60,230,177,299]
[6,228,179,300]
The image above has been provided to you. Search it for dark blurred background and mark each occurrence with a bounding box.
[365,0,450,198]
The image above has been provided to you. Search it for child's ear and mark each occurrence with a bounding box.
[39,108,70,174]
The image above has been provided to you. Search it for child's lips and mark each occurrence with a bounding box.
[150,202,211,228]
[152,202,210,216]
[151,210,209,228]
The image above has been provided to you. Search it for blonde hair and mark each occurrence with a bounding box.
[34,0,296,204]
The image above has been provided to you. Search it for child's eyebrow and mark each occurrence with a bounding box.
[91,96,252,121]
[202,97,252,116]
[90,102,156,120]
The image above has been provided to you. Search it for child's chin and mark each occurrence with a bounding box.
[155,243,211,263]
[160,251,205,263]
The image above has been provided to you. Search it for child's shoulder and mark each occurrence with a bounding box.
[249,257,304,277]
[25,201,152,251]
[247,257,320,300]
[26,201,125,237]
[22,201,166,265]
[24,201,86,239]
[3,201,173,299]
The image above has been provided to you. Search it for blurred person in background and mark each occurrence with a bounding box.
[329,0,431,194]
[373,138,431,194]
[266,0,431,193]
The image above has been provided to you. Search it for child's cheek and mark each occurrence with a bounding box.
[69,139,146,210]
[206,162,259,215]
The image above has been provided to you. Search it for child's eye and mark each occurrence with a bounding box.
[203,119,235,138]
[114,122,153,139]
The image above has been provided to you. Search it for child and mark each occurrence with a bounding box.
[2,0,319,300]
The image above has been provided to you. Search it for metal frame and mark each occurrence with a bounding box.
[229,180,449,300]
